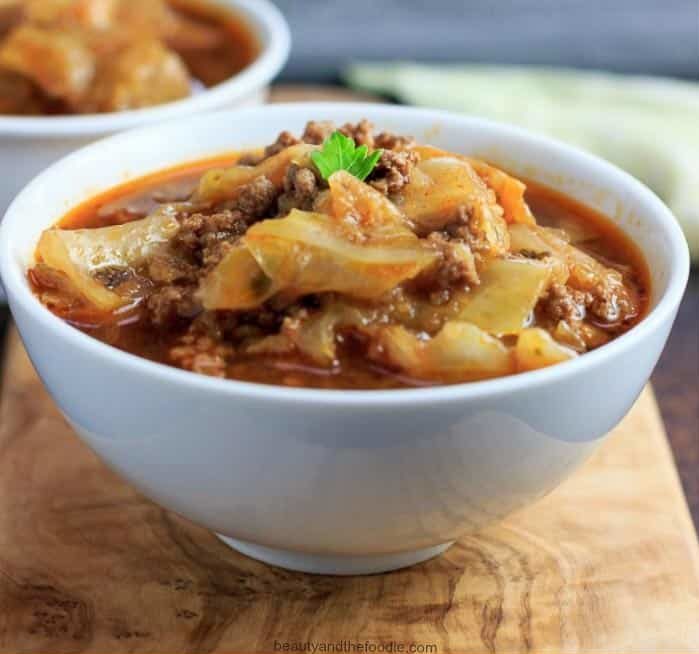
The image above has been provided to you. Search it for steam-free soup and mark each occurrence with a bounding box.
[29,120,649,388]
[0,0,258,115]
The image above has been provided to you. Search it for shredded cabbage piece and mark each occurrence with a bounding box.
[284,306,346,365]
[288,303,378,365]
[509,224,570,284]
[0,25,96,105]
[36,206,179,310]
[328,170,413,240]
[398,156,509,256]
[372,321,513,380]
[457,257,554,335]
[468,160,536,226]
[244,209,437,300]
[535,226,623,291]
[84,38,190,112]
[413,145,535,225]
[535,225,639,316]
[515,328,577,371]
[197,245,277,311]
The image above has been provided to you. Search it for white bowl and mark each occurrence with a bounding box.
[0,0,290,215]
[0,104,689,575]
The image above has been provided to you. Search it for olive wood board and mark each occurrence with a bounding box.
[2,86,699,653]
[1,321,699,654]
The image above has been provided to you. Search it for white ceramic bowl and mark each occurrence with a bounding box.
[0,105,689,575]
[0,0,290,215]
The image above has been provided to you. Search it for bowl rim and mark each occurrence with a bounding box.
[0,103,690,407]
[0,0,290,137]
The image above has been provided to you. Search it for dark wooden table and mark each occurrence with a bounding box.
[1,273,697,529]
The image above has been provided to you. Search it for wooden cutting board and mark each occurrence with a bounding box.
[1,86,699,654]
[1,322,699,654]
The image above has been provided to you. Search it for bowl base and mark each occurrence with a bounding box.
[215,535,454,575]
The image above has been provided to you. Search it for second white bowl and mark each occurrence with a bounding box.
[0,0,290,215]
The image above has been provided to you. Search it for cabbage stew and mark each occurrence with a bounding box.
[0,0,258,115]
[29,120,649,388]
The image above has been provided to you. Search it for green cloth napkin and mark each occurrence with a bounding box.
[345,63,698,261]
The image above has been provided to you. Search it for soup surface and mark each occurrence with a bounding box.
[0,0,258,115]
[29,120,649,389]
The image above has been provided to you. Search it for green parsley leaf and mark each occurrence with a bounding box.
[311,131,383,182]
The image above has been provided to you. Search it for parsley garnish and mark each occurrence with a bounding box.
[311,131,383,182]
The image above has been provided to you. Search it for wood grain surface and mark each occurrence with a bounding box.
[1,323,698,653]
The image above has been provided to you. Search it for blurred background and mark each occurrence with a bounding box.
[274,0,698,82]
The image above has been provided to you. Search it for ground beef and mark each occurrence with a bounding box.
[146,254,196,284]
[146,285,200,327]
[173,210,248,264]
[263,130,300,158]
[234,175,278,217]
[301,120,335,145]
[202,240,237,271]
[588,289,625,323]
[189,310,239,341]
[444,205,500,260]
[541,283,591,323]
[374,131,415,150]
[169,330,233,378]
[278,163,319,213]
[415,233,480,303]
[255,120,415,168]
[177,179,278,262]
[368,148,419,195]
[339,119,375,147]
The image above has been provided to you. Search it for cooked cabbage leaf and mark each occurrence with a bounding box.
[284,306,339,365]
[328,169,415,242]
[534,226,622,292]
[397,156,510,258]
[36,206,180,310]
[509,223,555,255]
[373,321,513,380]
[541,214,600,244]
[516,328,577,371]
[412,145,535,225]
[509,223,570,285]
[197,245,277,310]
[468,159,536,226]
[244,209,437,300]
[0,25,95,106]
[457,257,553,335]
[534,225,639,319]
[289,302,378,365]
